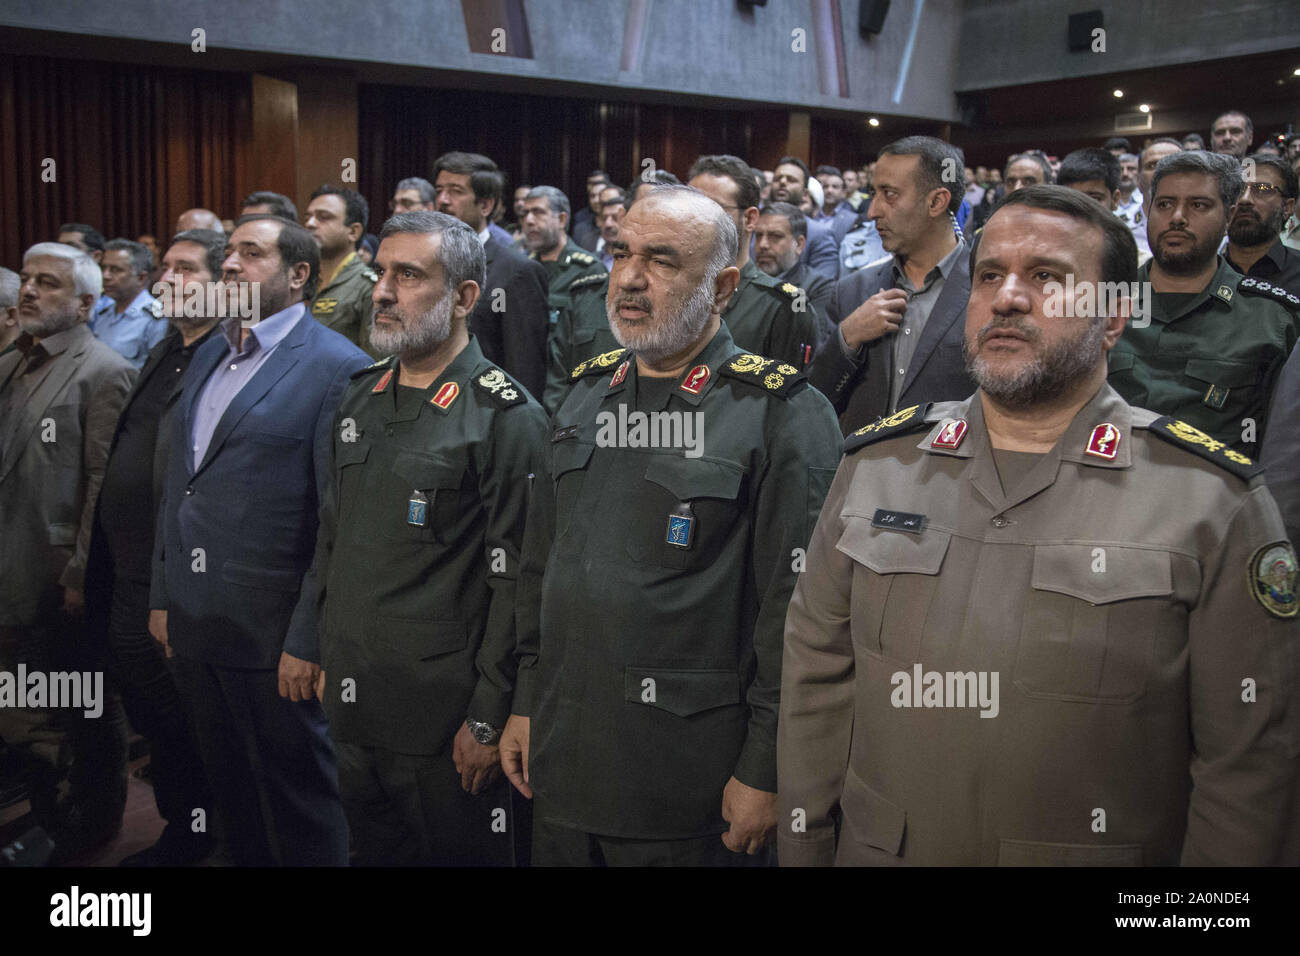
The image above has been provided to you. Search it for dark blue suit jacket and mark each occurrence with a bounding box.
[150,309,370,668]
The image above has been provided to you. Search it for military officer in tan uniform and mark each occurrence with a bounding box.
[305,185,381,358]
[779,185,1299,867]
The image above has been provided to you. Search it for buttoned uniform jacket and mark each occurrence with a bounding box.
[532,238,607,317]
[308,337,547,753]
[513,325,843,839]
[1108,258,1299,457]
[1263,339,1300,549]
[149,311,370,667]
[0,324,134,625]
[310,252,380,359]
[543,273,618,414]
[807,244,975,435]
[471,233,551,402]
[778,385,1300,866]
[778,260,834,344]
[722,260,823,370]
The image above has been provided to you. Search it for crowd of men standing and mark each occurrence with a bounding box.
[1,106,1298,867]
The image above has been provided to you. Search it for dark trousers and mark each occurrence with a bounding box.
[172,655,349,866]
[532,811,770,867]
[106,581,210,832]
[0,618,127,835]
[335,741,514,866]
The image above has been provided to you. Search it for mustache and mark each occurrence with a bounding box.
[610,294,653,315]
[975,318,1041,347]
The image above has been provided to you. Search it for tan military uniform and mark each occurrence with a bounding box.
[310,251,380,358]
[778,384,1299,866]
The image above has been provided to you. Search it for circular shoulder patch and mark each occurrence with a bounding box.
[1249,542,1298,619]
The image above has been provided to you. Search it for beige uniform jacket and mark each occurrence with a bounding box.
[778,384,1299,866]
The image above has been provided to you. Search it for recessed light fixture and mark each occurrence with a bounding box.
[1139,104,1150,113]
[1293,67,1300,76]
[1113,89,1124,98]
[868,117,880,127]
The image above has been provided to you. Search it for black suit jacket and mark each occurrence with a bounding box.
[808,244,976,435]
[471,235,551,401]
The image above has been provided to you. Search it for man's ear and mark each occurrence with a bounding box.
[711,266,741,315]
[287,260,312,293]
[1110,190,1121,211]
[741,206,760,236]
[454,279,480,319]
[347,221,365,245]
[795,234,807,256]
[477,196,496,222]
[1102,296,1131,351]
[558,211,569,231]
[1284,197,1296,219]
[77,292,96,320]
[930,188,952,218]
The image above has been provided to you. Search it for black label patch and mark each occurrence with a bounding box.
[552,424,579,443]
[871,509,927,534]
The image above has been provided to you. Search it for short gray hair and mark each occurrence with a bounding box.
[104,238,154,275]
[379,210,486,291]
[635,183,738,280]
[0,266,19,309]
[395,177,435,204]
[1150,150,1243,210]
[24,241,102,297]
[525,186,570,220]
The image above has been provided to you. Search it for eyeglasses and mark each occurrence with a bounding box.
[1241,182,1283,198]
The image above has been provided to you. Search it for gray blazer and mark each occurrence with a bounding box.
[0,323,134,625]
[807,244,975,435]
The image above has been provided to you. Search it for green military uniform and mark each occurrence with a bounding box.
[779,387,1299,866]
[310,251,381,358]
[543,273,619,414]
[311,334,548,865]
[532,238,606,316]
[723,260,822,370]
[1108,258,1300,455]
[513,323,843,864]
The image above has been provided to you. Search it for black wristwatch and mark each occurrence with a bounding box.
[466,717,501,746]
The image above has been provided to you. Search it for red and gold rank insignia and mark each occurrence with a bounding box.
[1249,542,1298,619]
[680,364,710,394]
[371,369,394,394]
[930,418,968,450]
[430,382,459,408]
[1086,422,1121,460]
[609,360,630,388]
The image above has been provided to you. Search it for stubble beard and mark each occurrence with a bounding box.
[607,278,717,366]
[964,315,1108,410]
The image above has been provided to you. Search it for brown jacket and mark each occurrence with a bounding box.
[778,384,1299,865]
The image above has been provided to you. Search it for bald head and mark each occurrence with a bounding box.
[176,208,224,234]
[630,184,739,278]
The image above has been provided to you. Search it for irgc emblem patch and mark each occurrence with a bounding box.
[1249,542,1298,619]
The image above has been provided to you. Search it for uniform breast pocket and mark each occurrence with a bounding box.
[1015,545,1174,703]
[836,518,952,661]
[1106,349,1145,405]
[1181,357,1259,421]
[388,451,467,544]
[552,440,595,539]
[625,456,746,571]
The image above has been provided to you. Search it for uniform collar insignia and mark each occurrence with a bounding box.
[930,418,968,450]
[1085,422,1121,460]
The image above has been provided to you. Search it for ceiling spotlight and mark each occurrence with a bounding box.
[1113,89,1124,98]
[1138,104,1150,113]
[1293,67,1300,76]
[868,117,880,127]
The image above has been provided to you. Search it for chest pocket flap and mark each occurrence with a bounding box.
[1031,545,1172,604]
[623,666,740,718]
[1183,358,1258,388]
[836,517,951,575]
[552,439,594,478]
[335,441,369,468]
[391,451,465,492]
[643,455,744,501]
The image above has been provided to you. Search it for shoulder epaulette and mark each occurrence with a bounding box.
[842,403,933,455]
[361,268,378,283]
[1238,277,1300,310]
[473,366,527,408]
[570,273,608,294]
[568,250,596,266]
[570,348,628,381]
[1144,416,1262,480]
[778,281,805,301]
[350,357,394,379]
[717,352,806,398]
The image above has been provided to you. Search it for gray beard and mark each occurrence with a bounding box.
[18,308,80,339]
[369,290,453,357]
[607,279,716,365]
[965,315,1107,410]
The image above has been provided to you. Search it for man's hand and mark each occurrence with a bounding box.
[62,587,85,621]
[277,651,320,702]
[840,287,908,350]
[148,609,169,647]
[453,722,502,795]
[499,714,532,799]
[721,776,777,855]
[315,669,326,702]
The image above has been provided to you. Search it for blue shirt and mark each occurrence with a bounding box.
[190,302,306,470]
[90,288,167,369]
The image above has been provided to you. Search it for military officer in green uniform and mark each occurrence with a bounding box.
[543,272,617,413]
[500,185,842,866]
[1108,151,1300,456]
[688,155,822,369]
[309,211,547,866]
[520,185,606,318]
[304,185,382,358]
